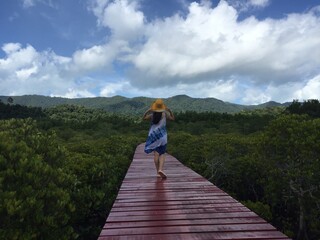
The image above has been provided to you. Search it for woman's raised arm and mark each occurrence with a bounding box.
[143,108,152,120]
[165,107,175,121]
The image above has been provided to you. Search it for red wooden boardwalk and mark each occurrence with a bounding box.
[98,144,290,240]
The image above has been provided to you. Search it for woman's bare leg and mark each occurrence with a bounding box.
[158,154,165,172]
[158,154,167,178]
[154,151,160,174]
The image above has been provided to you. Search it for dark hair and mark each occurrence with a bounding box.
[152,112,162,125]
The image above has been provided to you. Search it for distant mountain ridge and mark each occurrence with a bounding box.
[0,94,289,115]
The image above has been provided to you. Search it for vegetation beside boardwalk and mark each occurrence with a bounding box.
[0,99,319,239]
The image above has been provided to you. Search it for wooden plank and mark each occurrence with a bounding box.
[100,223,276,236]
[115,194,234,202]
[108,211,257,223]
[105,217,267,229]
[114,199,235,206]
[98,143,291,239]
[99,232,289,240]
[108,208,253,219]
[112,199,244,207]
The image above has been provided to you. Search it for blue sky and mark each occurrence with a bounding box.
[1,0,320,104]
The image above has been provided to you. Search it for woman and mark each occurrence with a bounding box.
[143,99,175,179]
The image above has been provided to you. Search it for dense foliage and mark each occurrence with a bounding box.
[0,103,142,239]
[0,99,319,239]
[0,101,45,119]
[286,99,320,117]
[167,102,320,239]
[0,119,75,239]
[261,115,320,239]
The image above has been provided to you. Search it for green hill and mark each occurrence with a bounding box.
[0,94,287,115]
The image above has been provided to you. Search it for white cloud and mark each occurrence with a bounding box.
[294,75,320,100]
[227,0,270,12]
[2,43,21,54]
[22,0,55,8]
[16,65,38,80]
[70,39,131,74]
[22,0,36,8]
[0,43,39,75]
[162,79,241,101]
[242,88,271,105]
[241,76,320,104]
[0,43,78,96]
[130,1,240,85]
[2,0,320,104]
[249,0,269,7]
[128,0,320,94]
[53,88,96,98]
[100,81,130,97]
[72,45,113,72]
[90,0,144,40]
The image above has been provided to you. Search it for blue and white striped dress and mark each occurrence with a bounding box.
[144,113,167,155]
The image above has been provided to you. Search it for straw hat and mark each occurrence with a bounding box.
[151,99,166,112]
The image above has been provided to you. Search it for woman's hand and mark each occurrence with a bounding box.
[165,107,175,120]
[143,108,152,120]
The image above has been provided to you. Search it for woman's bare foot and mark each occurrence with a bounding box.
[158,170,167,179]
